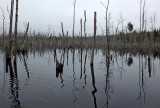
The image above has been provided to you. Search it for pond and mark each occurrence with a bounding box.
[0,49,160,108]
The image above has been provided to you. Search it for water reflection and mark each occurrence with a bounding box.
[82,49,87,89]
[127,56,133,67]
[103,50,111,108]
[55,49,64,89]
[80,48,83,79]
[0,49,160,108]
[137,55,146,105]
[21,52,30,78]
[71,48,78,106]
[90,64,97,108]
[148,57,151,78]
[5,55,21,108]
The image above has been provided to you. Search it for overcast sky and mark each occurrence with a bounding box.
[0,0,159,35]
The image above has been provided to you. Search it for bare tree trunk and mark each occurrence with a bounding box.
[67,31,68,46]
[90,12,97,65]
[8,0,14,58]
[140,0,142,37]
[13,0,18,74]
[101,0,109,48]
[106,0,109,48]
[14,0,19,54]
[80,18,82,45]
[61,22,64,37]
[0,8,5,37]
[84,10,87,41]
[142,0,146,33]
[142,0,146,43]
[72,0,76,39]
[61,22,65,47]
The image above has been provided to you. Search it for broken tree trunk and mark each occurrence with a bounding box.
[61,22,65,47]
[61,22,64,37]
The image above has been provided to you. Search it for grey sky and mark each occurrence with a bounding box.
[0,0,159,35]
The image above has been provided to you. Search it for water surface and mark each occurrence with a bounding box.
[0,49,160,108]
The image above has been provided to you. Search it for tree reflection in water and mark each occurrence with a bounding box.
[90,64,97,108]
[137,54,146,105]
[5,55,21,108]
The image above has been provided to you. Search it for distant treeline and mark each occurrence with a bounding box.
[0,29,160,51]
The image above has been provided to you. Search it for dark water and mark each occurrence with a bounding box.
[0,49,160,108]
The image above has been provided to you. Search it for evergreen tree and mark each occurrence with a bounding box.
[127,22,133,32]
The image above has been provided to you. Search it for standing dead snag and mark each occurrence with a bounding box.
[80,18,82,45]
[14,0,19,54]
[90,12,97,65]
[142,0,146,34]
[19,22,29,51]
[84,10,87,41]
[66,31,69,46]
[13,0,18,71]
[61,22,65,46]
[72,0,76,39]
[0,7,5,37]
[8,0,14,58]
[140,0,142,37]
[61,22,64,37]
[101,0,109,48]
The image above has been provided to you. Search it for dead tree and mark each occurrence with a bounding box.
[80,18,82,45]
[14,0,19,54]
[141,0,146,43]
[101,0,109,48]
[84,10,87,41]
[61,22,65,46]
[61,22,64,37]
[72,0,76,39]
[67,31,69,46]
[0,7,5,37]
[115,20,123,36]
[19,22,29,51]
[8,0,14,58]
[140,0,142,37]
[120,13,124,35]
[150,13,156,43]
[90,12,97,65]
[142,0,146,33]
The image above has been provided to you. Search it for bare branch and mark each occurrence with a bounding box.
[7,5,10,16]
[101,2,107,9]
